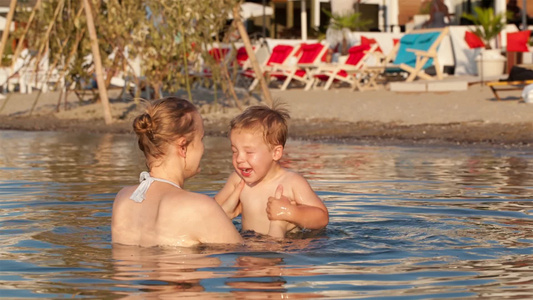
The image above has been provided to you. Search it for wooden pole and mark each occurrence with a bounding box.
[232,3,272,107]
[176,3,192,101]
[44,5,83,87]
[82,0,112,124]
[11,0,41,72]
[33,0,64,79]
[219,21,243,111]
[0,93,11,113]
[54,27,85,91]
[27,0,63,99]
[0,0,17,66]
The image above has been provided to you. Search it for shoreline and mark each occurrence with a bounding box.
[1,114,531,148]
[0,86,532,148]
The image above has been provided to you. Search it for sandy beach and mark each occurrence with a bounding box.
[0,83,532,146]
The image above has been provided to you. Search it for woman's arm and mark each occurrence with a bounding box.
[193,195,243,244]
[214,172,244,219]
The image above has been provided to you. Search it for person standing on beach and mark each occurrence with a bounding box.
[507,0,522,22]
[424,0,451,28]
[112,97,243,247]
[215,104,329,238]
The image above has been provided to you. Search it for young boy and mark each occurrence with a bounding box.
[215,105,329,238]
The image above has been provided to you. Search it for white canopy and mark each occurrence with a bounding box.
[229,2,273,20]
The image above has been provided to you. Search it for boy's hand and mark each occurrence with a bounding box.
[266,185,295,221]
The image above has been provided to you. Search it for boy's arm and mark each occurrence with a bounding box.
[266,177,329,230]
[214,172,244,219]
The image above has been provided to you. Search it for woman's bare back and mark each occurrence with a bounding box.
[112,181,242,247]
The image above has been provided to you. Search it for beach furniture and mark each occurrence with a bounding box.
[384,27,449,82]
[190,46,233,87]
[360,35,400,67]
[240,44,297,91]
[232,44,266,88]
[486,65,533,101]
[235,45,264,71]
[310,43,381,91]
[268,42,328,90]
[487,79,533,101]
[4,49,63,94]
[485,31,532,101]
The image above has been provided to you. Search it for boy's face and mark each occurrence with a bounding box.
[230,128,281,186]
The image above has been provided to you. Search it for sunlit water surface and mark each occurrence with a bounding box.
[0,130,532,299]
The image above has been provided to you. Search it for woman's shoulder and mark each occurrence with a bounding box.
[158,189,217,214]
[114,185,138,203]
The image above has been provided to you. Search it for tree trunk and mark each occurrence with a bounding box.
[83,0,113,124]
[0,0,17,66]
[11,0,41,71]
[341,37,348,56]
[232,3,272,107]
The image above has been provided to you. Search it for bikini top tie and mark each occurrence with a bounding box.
[130,171,181,203]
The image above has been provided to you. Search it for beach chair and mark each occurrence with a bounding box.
[240,44,297,91]
[385,27,449,82]
[191,46,232,87]
[232,45,264,88]
[486,65,533,101]
[484,31,532,101]
[310,43,381,91]
[235,45,259,70]
[16,51,64,94]
[268,42,328,90]
[359,35,395,65]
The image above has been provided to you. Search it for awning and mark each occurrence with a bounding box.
[229,2,274,20]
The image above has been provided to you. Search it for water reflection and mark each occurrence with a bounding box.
[112,245,224,296]
[111,241,325,298]
[0,130,532,298]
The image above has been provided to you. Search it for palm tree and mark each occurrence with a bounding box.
[462,7,506,50]
[323,9,372,55]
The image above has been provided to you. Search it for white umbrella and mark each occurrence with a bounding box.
[229,2,273,20]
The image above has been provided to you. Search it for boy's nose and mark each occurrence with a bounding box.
[235,151,245,163]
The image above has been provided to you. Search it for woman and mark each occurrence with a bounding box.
[425,0,451,28]
[112,97,244,247]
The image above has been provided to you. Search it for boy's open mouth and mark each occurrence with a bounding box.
[240,168,252,177]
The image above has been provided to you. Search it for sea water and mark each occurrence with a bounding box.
[0,130,532,299]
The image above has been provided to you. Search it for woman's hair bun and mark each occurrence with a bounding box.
[133,97,197,167]
[133,113,153,136]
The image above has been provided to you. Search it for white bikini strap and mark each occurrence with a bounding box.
[130,171,181,203]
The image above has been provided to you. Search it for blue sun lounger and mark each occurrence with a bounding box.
[386,27,449,82]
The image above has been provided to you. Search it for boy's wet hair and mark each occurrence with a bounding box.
[230,103,290,147]
[133,97,197,169]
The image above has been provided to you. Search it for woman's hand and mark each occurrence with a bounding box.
[216,178,245,219]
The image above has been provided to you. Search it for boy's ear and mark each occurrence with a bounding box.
[272,145,283,161]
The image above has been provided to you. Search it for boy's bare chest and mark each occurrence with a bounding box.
[240,185,274,214]
[240,180,294,216]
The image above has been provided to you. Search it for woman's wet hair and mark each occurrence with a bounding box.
[133,97,197,169]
